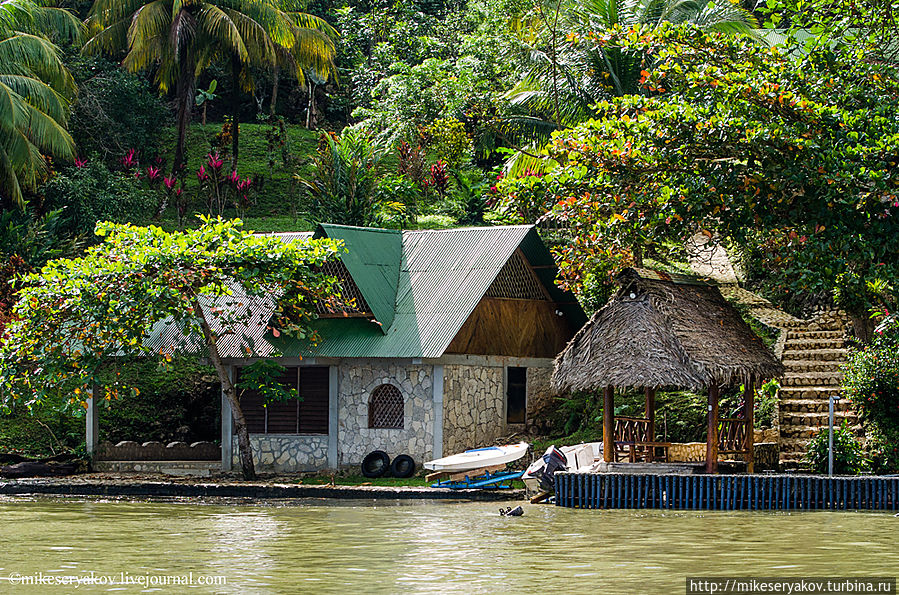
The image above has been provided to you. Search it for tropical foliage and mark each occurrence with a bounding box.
[0,0,82,207]
[84,0,337,170]
[844,331,899,472]
[514,24,899,333]
[0,217,343,478]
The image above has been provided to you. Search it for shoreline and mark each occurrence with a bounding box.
[0,474,525,501]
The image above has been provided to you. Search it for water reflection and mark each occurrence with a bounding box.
[0,498,896,594]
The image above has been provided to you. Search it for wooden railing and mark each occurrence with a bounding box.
[718,418,748,454]
[613,417,669,463]
[614,417,651,443]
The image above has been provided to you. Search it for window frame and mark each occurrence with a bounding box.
[368,383,405,430]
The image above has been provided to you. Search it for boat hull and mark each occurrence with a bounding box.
[424,442,529,472]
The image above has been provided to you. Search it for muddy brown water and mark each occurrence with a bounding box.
[0,497,896,593]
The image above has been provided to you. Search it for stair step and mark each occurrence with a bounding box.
[779,348,849,361]
[783,360,843,373]
[784,338,846,349]
[782,372,844,387]
[779,399,857,413]
[779,386,844,398]
[779,411,857,425]
[779,423,862,439]
[787,330,846,339]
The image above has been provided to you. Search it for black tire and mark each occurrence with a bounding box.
[390,454,416,479]
[361,450,391,478]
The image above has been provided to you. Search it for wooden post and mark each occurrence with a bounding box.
[645,388,656,441]
[706,384,719,474]
[603,386,614,463]
[744,381,755,474]
[85,385,98,457]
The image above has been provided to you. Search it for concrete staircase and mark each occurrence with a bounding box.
[776,313,858,466]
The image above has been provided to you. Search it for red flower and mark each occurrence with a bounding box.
[121,149,139,170]
[74,157,87,168]
[206,152,223,171]
[145,166,161,182]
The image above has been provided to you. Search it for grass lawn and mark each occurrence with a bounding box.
[155,122,319,232]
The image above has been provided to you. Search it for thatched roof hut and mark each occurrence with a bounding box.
[553,268,784,393]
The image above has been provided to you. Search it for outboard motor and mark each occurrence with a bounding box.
[535,446,568,493]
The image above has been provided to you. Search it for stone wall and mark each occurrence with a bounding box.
[442,364,505,455]
[526,366,555,422]
[233,434,329,473]
[336,361,435,467]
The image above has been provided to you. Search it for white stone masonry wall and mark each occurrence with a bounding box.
[336,361,435,467]
[442,365,505,455]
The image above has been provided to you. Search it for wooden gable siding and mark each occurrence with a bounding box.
[444,297,573,358]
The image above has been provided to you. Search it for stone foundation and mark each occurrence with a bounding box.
[233,434,329,473]
[93,460,220,476]
[669,442,706,463]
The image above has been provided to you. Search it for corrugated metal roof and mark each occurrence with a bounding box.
[147,225,587,360]
[314,224,401,333]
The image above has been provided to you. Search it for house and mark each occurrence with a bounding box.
[182,224,585,473]
[552,268,784,472]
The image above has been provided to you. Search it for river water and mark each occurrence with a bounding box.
[0,497,896,594]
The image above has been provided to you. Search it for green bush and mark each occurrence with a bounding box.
[42,162,157,236]
[0,404,84,457]
[802,420,870,475]
[68,55,168,163]
[300,130,386,227]
[843,332,899,471]
[754,379,779,429]
[96,358,220,445]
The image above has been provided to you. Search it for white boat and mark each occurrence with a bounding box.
[522,442,603,493]
[424,442,529,472]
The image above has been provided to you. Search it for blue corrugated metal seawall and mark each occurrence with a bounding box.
[554,473,899,511]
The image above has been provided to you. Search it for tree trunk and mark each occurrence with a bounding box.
[849,309,874,343]
[194,299,256,480]
[231,53,242,170]
[632,243,644,268]
[270,66,279,117]
[173,67,197,175]
[306,79,315,129]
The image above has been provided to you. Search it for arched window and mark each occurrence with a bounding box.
[368,384,404,429]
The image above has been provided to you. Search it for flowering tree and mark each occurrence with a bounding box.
[526,24,899,337]
[0,218,343,479]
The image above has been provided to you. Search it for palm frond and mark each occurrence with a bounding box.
[0,145,24,207]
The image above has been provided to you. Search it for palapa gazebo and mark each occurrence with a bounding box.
[552,268,784,473]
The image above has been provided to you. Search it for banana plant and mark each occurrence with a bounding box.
[195,80,218,126]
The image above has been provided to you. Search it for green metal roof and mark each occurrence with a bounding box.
[314,224,401,333]
[270,225,586,359]
[147,225,587,360]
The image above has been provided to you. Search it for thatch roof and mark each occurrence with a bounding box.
[552,268,785,393]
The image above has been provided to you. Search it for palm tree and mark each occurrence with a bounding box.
[0,0,83,208]
[221,7,336,167]
[85,0,336,173]
[500,0,757,171]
